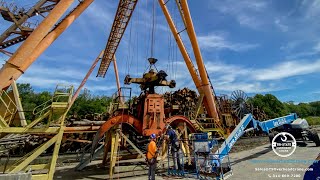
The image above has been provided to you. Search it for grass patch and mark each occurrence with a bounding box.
[305,116,320,125]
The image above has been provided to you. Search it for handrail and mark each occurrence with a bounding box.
[32,94,71,117]
[0,90,18,124]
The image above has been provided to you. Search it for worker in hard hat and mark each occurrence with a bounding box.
[165,125,181,171]
[146,133,157,180]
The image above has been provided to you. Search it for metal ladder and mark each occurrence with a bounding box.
[97,0,138,77]
[32,84,73,123]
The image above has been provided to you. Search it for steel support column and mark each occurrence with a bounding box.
[11,80,27,126]
[113,56,123,103]
[109,126,120,179]
[179,0,220,122]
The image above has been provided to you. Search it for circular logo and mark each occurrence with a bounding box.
[272,132,296,157]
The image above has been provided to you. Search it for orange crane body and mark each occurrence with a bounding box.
[0,0,225,135]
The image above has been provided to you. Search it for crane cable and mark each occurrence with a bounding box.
[150,0,156,58]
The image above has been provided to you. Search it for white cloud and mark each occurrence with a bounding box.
[81,1,114,31]
[18,76,117,92]
[171,58,320,94]
[280,41,299,52]
[198,33,259,52]
[237,14,261,29]
[24,64,87,80]
[18,76,78,89]
[313,43,320,52]
[274,19,288,32]
[253,60,320,81]
[210,0,268,29]
[304,0,320,19]
[282,42,320,59]
[213,81,287,93]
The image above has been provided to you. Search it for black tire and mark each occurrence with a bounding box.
[268,132,275,144]
[308,130,320,147]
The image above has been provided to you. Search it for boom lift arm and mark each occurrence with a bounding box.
[215,113,298,161]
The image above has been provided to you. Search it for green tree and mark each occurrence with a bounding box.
[248,94,286,118]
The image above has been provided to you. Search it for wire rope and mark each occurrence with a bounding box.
[150,0,156,58]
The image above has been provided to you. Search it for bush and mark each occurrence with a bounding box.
[305,116,320,126]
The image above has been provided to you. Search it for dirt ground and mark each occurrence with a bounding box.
[54,131,320,180]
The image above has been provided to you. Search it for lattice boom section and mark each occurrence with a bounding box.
[97,0,138,77]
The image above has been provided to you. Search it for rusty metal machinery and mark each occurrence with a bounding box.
[97,0,138,77]
[124,58,176,94]
[231,90,250,119]
[0,0,274,179]
[0,0,230,138]
[0,0,94,90]
[73,56,197,178]
[0,0,56,52]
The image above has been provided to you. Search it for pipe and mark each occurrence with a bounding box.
[68,49,104,111]
[158,0,202,89]
[113,55,123,103]
[180,0,220,121]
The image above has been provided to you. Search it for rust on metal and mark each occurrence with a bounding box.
[97,0,138,77]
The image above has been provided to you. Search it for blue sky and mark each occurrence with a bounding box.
[1,0,320,103]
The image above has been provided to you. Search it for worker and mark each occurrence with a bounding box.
[166,125,181,171]
[146,133,157,180]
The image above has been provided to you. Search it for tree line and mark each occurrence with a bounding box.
[16,83,112,122]
[248,94,320,125]
[14,84,320,125]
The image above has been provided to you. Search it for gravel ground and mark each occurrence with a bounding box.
[55,134,314,180]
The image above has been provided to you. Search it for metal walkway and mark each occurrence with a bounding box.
[97,0,138,77]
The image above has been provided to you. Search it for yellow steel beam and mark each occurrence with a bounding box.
[119,131,145,158]
[8,134,58,173]
[0,115,9,128]
[12,80,27,126]
[113,56,123,104]
[26,110,51,129]
[0,127,59,134]
[182,122,191,165]
[23,164,49,171]
[48,126,65,180]
[109,127,120,179]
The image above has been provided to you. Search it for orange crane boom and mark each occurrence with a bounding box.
[158,0,221,126]
[0,0,93,90]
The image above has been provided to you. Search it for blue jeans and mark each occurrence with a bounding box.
[148,161,157,180]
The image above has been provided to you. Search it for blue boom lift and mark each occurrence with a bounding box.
[191,113,301,179]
